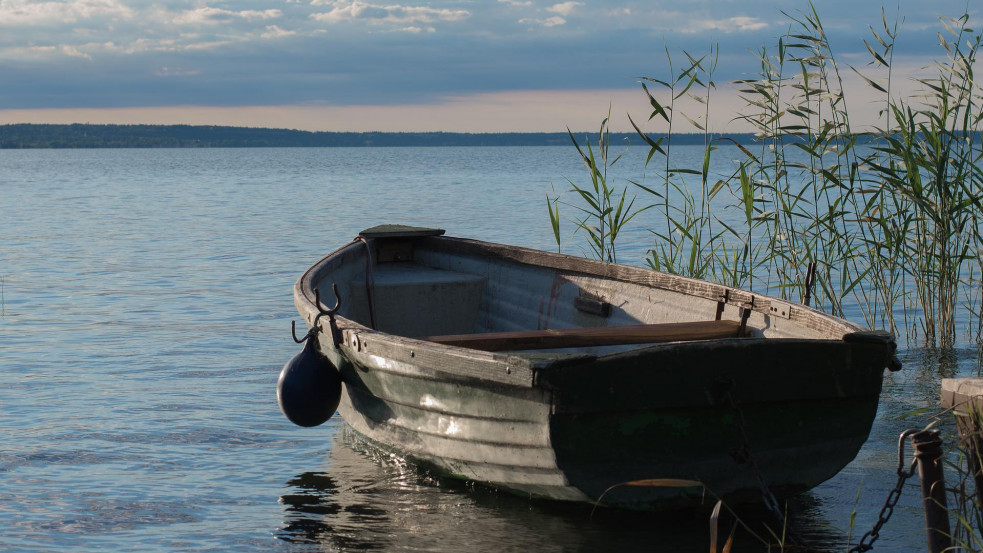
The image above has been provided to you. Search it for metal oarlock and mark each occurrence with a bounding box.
[291,283,343,348]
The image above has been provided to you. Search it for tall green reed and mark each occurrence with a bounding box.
[630,45,729,282]
[947,444,983,552]
[553,2,983,348]
[548,110,646,263]
[867,13,983,348]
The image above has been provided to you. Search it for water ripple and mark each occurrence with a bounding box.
[1,147,970,552]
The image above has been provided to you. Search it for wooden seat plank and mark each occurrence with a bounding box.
[426,320,742,351]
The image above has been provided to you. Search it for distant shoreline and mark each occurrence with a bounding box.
[0,123,757,149]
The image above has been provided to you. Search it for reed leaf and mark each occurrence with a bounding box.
[550,1,983,348]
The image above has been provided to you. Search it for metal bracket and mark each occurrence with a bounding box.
[575,295,612,317]
[803,262,817,307]
[715,289,730,321]
[739,297,755,335]
[768,299,794,320]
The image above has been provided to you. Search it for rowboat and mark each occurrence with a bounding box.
[283,225,900,510]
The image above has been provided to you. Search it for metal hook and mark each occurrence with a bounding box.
[290,283,344,345]
[312,284,342,323]
[898,428,921,478]
[291,320,312,343]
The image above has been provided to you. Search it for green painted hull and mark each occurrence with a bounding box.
[540,339,885,508]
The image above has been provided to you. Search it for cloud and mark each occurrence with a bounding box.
[389,25,436,33]
[155,66,201,77]
[181,39,237,51]
[0,0,974,127]
[172,7,282,25]
[59,45,93,59]
[684,16,768,33]
[310,1,469,26]
[519,15,566,28]
[5,43,93,60]
[515,1,583,28]
[0,0,132,26]
[546,2,582,17]
[261,25,298,39]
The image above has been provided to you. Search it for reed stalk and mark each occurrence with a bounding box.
[553,2,983,348]
[867,14,983,348]
[549,109,646,263]
[632,46,725,281]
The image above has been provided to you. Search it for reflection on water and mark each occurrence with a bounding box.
[279,473,344,544]
[275,430,850,552]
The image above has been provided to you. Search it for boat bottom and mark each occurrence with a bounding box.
[336,392,876,511]
[340,422,593,503]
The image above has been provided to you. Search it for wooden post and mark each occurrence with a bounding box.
[910,429,952,553]
[941,378,983,520]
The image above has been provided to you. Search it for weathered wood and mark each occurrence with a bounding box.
[291,230,896,509]
[941,378,983,516]
[942,378,983,410]
[339,327,538,387]
[358,224,446,239]
[426,320,742,351]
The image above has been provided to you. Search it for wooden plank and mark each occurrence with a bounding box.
[426,320,742,352]
[340,328,538,387]
[358,224,446,239]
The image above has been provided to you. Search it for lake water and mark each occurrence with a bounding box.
[1,147,979,552]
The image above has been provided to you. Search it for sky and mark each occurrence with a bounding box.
[0,0,978,132]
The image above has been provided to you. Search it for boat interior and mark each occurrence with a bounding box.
[307,231,845,355]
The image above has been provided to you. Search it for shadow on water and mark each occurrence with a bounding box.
[275,430,844,552]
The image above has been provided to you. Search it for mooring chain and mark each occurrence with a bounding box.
[847,429,920,553]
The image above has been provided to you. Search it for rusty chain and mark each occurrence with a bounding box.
[847,429,920,553]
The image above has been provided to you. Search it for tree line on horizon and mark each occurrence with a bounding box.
[0,123,759,149]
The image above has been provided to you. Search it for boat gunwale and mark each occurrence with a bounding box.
[294,234,871,387]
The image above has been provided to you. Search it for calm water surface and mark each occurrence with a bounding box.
[1,147,977,552]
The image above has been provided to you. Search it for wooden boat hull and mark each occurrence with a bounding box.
[292,229,896,509]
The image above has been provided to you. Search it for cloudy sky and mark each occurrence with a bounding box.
[0,0,977,131]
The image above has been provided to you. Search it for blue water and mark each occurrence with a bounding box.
[1,147,978,552]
